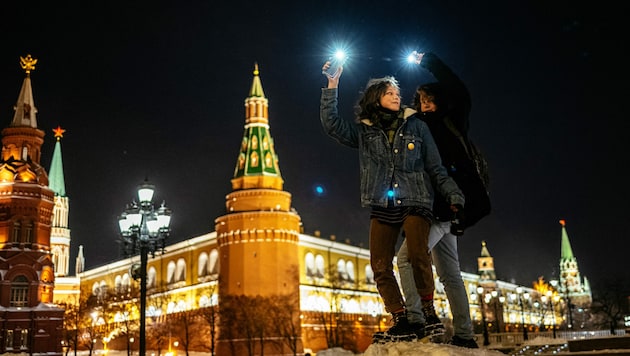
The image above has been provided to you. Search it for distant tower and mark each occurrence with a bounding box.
[49,126,71,277]
[214,64,303,355]
[75,244,85,275]
[558,220,592,307]
[0,55,63,354]
[477,240,497,285]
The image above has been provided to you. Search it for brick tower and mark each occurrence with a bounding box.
[215,64,303,355]
[0,55,63,354]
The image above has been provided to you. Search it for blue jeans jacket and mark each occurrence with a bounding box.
[320,88,464,209]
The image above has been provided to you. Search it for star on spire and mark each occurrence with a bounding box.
[53,126,66,141]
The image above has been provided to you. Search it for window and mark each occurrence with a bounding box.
[198,252,208,277]
[10,275,29,307]
[24,222,33,243]
[337,259,348,281]
[365,265,375,285]
[346,260,355,282]
[11,221,20,243]
[305,252,315,277]
[148,267,157,289]
[167,261,176,284]
[208,249,219,277]
[176,258,186,282]
[114,275,122,294]
[20,329,28,349]
[5,330,13,349]
[315,254,325,278]
[121,274,130,292]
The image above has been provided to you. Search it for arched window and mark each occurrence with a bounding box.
[198,252,209,277]
[148,267,157,289]
[10,275,29,307]
[121,273,131,292]
[365,264,375,285]
[315,254,325,278]
[346,260,355,282]
[337,259,348,281]
[176,258,186,282]
[305,252,315,277]
[208,249,219,277]
[167,261,176,284]
[114,275,122,294]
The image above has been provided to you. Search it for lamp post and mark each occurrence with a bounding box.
[548,291,559,338]
[490,290,505,333]
[118,180,171,356]
[476,286,490,346]
[516,287,529,341]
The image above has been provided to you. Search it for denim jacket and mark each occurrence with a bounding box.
[320,88,464,210]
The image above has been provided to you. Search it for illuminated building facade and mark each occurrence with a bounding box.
[0,55,64,354]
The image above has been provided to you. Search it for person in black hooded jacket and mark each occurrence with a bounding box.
[396,52,489,348]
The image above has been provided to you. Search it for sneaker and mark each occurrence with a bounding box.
[449,335,479,348]
[422,303,446,336]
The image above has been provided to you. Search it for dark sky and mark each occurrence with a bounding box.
[2,1,628,293]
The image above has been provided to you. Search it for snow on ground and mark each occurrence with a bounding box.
[316,336,569,355]
[315,342,505,356]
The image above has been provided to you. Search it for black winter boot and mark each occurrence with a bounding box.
[385,310,415,336]
[422,302,446,339]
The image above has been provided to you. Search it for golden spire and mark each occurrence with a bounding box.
[254,62,259,76]
[20,54,37,76]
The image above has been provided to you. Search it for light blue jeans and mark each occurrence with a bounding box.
[397,221,474,339]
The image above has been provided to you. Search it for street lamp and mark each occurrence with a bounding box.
[547,291,559,338]
[118,180,171,356]
[490,290,505,333]
[516,287,529,341]
[476,286,490,346]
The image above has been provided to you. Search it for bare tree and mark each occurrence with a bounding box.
[197,283,219,355]
[146,282,173,355]
[307,263,359,351]
[590,278,629,334]
[267,294,301,356]
[170,308,206,356]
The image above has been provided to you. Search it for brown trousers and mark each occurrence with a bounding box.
[369,215,434,313]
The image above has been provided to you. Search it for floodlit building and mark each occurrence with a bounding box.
[0,55,64,355]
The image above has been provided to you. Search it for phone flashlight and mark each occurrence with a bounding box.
[323,50,347,78]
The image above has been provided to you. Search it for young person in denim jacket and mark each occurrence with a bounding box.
[397,51,483,348]
[319,61,464,340]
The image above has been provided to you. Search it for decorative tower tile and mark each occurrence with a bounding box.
[215,64,303,355]
[0,54,63,354]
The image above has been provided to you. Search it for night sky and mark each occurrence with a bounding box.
[2,1,628,293]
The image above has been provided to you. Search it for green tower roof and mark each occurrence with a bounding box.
[48,126,66,196]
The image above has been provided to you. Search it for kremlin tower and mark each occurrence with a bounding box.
[557,220,592,320]
[0,55,63,354]
[477,240,497,286]
[49,126,71,277]
[214,64,303,354]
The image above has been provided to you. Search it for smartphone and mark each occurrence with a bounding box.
[322,56,345,78]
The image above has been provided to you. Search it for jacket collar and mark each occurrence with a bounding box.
[360,107,418,126]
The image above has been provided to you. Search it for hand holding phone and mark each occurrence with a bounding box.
[322,58,343,78]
